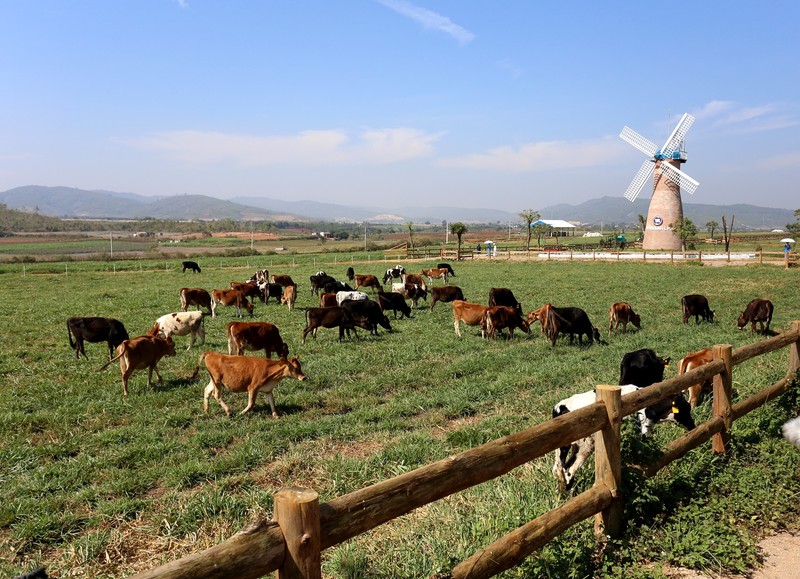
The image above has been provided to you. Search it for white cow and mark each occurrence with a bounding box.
[335,290,369,307]
[152,311,206,351]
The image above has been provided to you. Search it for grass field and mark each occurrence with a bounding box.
[1,256,799,578]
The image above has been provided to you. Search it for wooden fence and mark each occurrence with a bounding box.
[133,322,800,579]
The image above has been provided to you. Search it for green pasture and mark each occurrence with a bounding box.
[1,258,799,578]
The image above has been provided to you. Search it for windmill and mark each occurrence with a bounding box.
[620,113,700,250]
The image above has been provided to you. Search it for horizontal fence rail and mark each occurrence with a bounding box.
[133,322,800,579]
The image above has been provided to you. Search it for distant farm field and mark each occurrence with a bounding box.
[1,257,799,578]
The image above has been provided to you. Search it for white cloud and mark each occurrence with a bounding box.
[378,0,475,44]
[438,137,625,172]
[692,100,799,134]
[127,128,443,166]
[757,151,800,170]
[175,0,188,7]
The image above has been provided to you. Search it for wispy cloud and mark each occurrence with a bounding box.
[757,151,800,170]
[497,59,524,79]
[378,0,475,44]
[438,137,625,172]
[692,100,799,134]
[175,0,188,8]
[127,128,444,166]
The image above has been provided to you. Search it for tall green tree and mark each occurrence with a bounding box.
[518,209,540,251]
[705,220,719,240]
[449,222,468,259]
[786,209,800,239]
[672,218,698,251]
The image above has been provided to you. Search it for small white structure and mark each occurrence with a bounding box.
[533,219,577,237]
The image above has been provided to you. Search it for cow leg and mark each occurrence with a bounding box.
[211,302,217,318]
[564,438,594,491]
[204,379,231,416]
[197,325,206,347]
[454,318,462,337]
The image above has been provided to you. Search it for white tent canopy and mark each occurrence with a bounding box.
[533,219,576,229]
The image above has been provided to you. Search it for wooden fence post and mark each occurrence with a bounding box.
[790,321,800,374]
[594,385,623,540]
[275,487,322,579]
[711,345,733,454]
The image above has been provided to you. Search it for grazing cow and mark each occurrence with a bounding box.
[270,274,295,288]
[342,299,392,335]
[608,302,642,333]
[681,294,714,324]
[180,287,212,313]
[280,284,297,310]
[488,288,522,314]
[182,260,201,273]
[211,289,254,318]
[678,347,714,408]
[310,273,336,296]
[552,385,694,491]
[67,317,130,360]
[262,283,284,304]
[377,291,412,319]
[248,269,270,287]
[353,274,383,292]
[193,351,305,416]
[401,273,427,291]
[302,306,372,343]
[230,281,264,303]
[226,321,289,358]
[151,311,205,351]
[430,286,465,310]
[324,280,354,294]
[392,282,427,307]
[382,265,406,284]
[737,299,774,334]
[437,262,456,277]
[452,300,491,338]
[335,290,369,306]
[346,266,355,281]
[319,292,338,308]
[527,304,554,335]
[545,307,602,346]
[482,306,530,339]
[421,267,449,285]
[619,349,670,387]
[98,335,176,398]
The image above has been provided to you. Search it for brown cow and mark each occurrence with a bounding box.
[421,267,449,285]
[737,299,773,334]
[319,292,337,307]
[608,302,642,333]
[482,306,531,339]
[430,286,464,310]
[270,274,295,287]
[180,288,212,313]
[302,306,372,343]
[452,300,490,338]
[527,304,554,335]
[353,274,382,292]
[678,347,714,408]
[230,281,264,303]
[98,335,177,398]
[281,284,297,310]
[211,289,254,318]
[193,351,306,416]
[682,294,714,324]
[401,273,427,291]
[226,321,289,358]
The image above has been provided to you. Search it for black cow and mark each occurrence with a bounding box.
[346,266,355,281]
[430,286,465,310]
[488,288,522,314]
[377,291,412,319]
[681,294,714,324]
[262,283,284,304]
[342,299,392,335]
[437,262,456,277]
[310,273,336,296]
[67,317,129,360]
[737,299,773,334]
[181,261,201,273]
[324,280,354,294]
[619,349,670,387]
[302,307,372,343]
[544,307,601,346]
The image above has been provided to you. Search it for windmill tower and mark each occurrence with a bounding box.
[620,114,700,250]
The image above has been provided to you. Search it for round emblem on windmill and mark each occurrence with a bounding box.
[653,216,663,226]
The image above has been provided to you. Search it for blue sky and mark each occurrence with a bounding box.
[2,1,798,212]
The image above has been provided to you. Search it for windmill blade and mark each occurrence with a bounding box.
[624,160,655,202]
[659,161,700,194]
[620,126,657,157]
[660,113,695,158]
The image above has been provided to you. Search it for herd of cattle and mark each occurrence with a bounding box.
[65,260,779,491]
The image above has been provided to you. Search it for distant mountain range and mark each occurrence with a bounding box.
[0,185,795,230]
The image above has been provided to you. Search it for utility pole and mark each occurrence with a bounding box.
[364,224,367,251]
[110,231,113,259]
[445,221,449,244]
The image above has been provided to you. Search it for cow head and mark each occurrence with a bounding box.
[631,312,642,329]
[736,311,748,330]
[280,356,306,381]
[378,314,392,332]
[147,322,161,337]
[638,394,695,436]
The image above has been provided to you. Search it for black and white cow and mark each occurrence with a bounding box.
[382,264,406,284]
[619,348,670,387]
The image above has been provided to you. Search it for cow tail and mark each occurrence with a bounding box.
[67,320,76,350]
[189,352,207,381]
[97,345,125,372]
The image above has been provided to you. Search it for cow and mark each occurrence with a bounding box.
[262,283,284,304]
[341,299,392,335]
[544,307,602,346]
[619,349,670,387]
[421,267,449,285]
[67,317,130,360]
[401,273,427,291]
[488,288,522,314]
[392,282,427,307]
[181,260,201,273]
[681,294,714,324]
[310,273,336,296]
[678,347,714,408]
[302,307,372,343]
[211,289,254,318]
[319,292,338,307]
[151,311,205,351]
[324,280,354,294]
[346,266,355,281]
[180,288,212,313]
[226,321,289,358]
[270,274,295,288]
[552,384,694,492]
[377,291,412,319]
[783,416,800,449]
[280,284,297,310]
[527,304,553,335]
[430,286,465,310]
[452,300,490,338]
[98,335,177,398]
[353,274,383,293]
[382,265,406,284]
[482,306,530,339]
[247,269,269,286]
[335,290,369,306]
[437,262,456,277]
[193,351,305,417]
[608,302,642,333]
[737,299,774,334]
[230,281,264,303]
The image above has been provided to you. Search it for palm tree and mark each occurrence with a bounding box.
[706,220,719,240]
[518,209,540,251]
[449,222,468,260]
